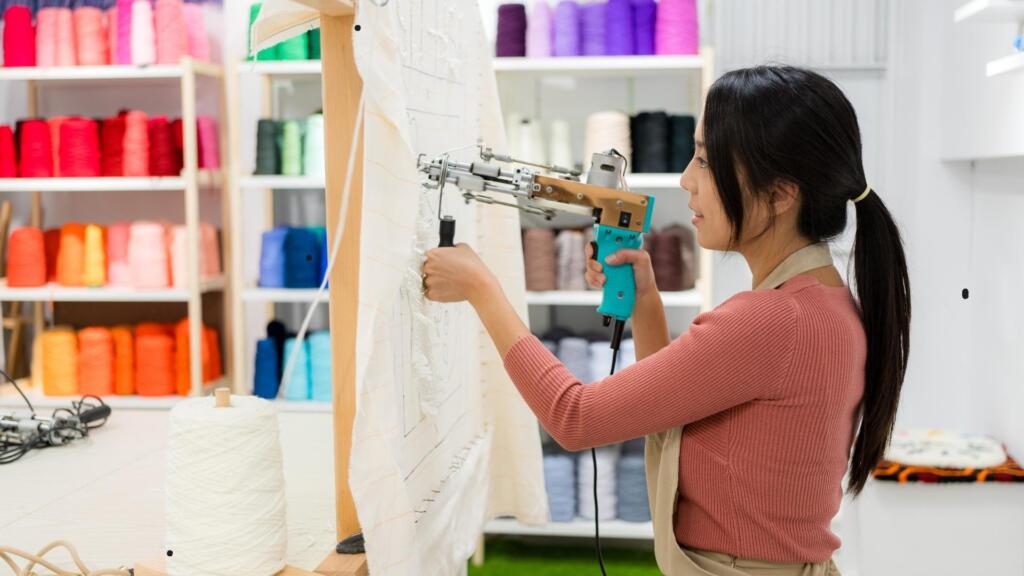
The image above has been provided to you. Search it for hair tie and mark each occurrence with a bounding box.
[852,186,872,203]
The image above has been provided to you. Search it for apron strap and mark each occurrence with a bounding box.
[755,243,834,291]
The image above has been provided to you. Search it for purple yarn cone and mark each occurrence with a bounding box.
[580,2,605,56]
[552,0,580,57]
[604,0,634,56]
[496,3,527,57]
[633,0,656,55]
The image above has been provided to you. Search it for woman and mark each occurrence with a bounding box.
[422,66,910,575]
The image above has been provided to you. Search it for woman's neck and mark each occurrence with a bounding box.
[741,234,816,289]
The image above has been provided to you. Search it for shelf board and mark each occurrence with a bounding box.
[0,171,220,192]
[241,287,327,303]
[493,55,703,76]
[986,51,1024,76]
[625,173,681,189]
[954,0,1024,22]
[0,276,224,302]
[0,383,331,413]
[526,289,701,307]
[239,175,325,189]
[485,518,652,540]
[236,60,323,78]
[0,62,223,84]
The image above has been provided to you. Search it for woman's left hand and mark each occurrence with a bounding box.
[422,243,496,304]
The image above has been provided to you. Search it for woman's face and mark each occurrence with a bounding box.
[680,119,778,251]
[680,119,732,251]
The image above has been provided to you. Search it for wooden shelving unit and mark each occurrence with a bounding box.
[0,57,230,400]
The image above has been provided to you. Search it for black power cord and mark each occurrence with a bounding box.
[591,318,627,576]
[0,367,110,465]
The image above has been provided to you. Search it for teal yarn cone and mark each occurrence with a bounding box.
[303,114,324,178]
[309,331,331,402]
[283,337,311,400]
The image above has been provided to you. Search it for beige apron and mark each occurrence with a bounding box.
[645,242,841,576]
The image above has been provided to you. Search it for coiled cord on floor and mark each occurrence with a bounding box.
[0,540,130,576]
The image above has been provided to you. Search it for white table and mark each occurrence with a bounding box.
[0,408,337,572]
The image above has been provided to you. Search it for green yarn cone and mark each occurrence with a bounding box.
[279,120,303,176]
[308,29,321,60]
[248,3,279,61]
[277,33,309,61]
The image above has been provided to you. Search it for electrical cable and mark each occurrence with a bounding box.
[592,321,624,576]
[0,539,130,576]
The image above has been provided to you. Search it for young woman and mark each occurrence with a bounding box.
[421,66,911,576]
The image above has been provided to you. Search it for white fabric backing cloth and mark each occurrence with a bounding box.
[886,429,1008,469]
[253,2,548,575]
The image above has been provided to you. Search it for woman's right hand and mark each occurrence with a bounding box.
[584,243,658,298]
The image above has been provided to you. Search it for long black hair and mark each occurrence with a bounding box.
[703,66,911,496]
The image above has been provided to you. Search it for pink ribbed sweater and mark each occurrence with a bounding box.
[503,275,866,562]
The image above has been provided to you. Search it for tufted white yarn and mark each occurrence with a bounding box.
[583,110,631,173]
[166,394,287,576]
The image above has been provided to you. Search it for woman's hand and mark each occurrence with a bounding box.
[584,243,658,298]
[422,243,498,304]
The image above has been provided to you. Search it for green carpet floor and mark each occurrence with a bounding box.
[468,538,661,576]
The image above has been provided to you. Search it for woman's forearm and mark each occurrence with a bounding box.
[632,289,671,360]
[469,276,532,357]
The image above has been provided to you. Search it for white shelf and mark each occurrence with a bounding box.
[239,175,325,189]
[986,51,1024,76]
[485,518,652,540]
[0,276,224,302]
[954,0,1024,22]
[0,62,223,84]
[526,289,701,308]
[241,287,327,303]
[0,172,221,192]
[625,173,681,189]
[493,55,702,76]
[237,60,323,78]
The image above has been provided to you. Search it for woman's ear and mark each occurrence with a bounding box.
[770,180,800,217]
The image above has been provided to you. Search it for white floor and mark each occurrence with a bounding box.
[0,408,337,572]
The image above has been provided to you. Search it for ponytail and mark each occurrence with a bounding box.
[847,191,911,495]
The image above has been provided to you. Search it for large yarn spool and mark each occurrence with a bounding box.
[259,227,287,288]
[0,125,16,177]
[303,114,325,178]
[166,392,288,576]
[656,0,699,55]
[78,326,114,397]
[633,0,656,55]
[282,337,310,401]
[279,120,302,176]
[107,221,132,285]
[308,331,331,402]
[662,224,697,290]
[44,228,61,281]
[7,227,47,287]
[543,447,577,522]
[122,110,150,177]
[557,336,590,382]
[17,119,54,178]
[522,228,556,291]
[74,6,109,66]
[555,229,586,291]
[197,116,220,169]
[57,222,86,287]
[101,115,126,176]
[116,0,132,64]
[129,221,170,288]
[106,5,118,63]
[604,0,634,56]
[631,111,670,173]
[155,0,187,65]
[131,0,156,65]
[283,228,320,288]
[111,325,135,395]
[200,223,221,276]
[82,223,107,287]
[254,119,280,175]
[578,443,619,520]
[616,450,650,522]
[552,1,581,57]
[668,115,697,172]
[48,116,66,177]
[149,116,181,176]
[526,0,553,58]
[579,2,605,56]
[496,3,527,57]
[204,326,222,382]
[254,338,280,399]
[43,328,79,396]
[584,111,631,173]
[3,5,36,67]
[135,323,175,396]
[182,1,210,61]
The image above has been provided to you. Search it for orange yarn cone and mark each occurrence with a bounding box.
[174,319,212,395]
[204,326,221,381]
[111,325,134,395]
[135,323,175,396]
[44,228,61,282]
[42,327,78,396]
[78,326,114,396]
[56,222,86,286]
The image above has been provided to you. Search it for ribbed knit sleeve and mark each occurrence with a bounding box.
[503,290,800,451]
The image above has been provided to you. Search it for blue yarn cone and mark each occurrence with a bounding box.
[283,228,320,288]
[253,338,280,399]
[259,227,288,288]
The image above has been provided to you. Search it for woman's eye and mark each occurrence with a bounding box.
[697,157,709,169]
